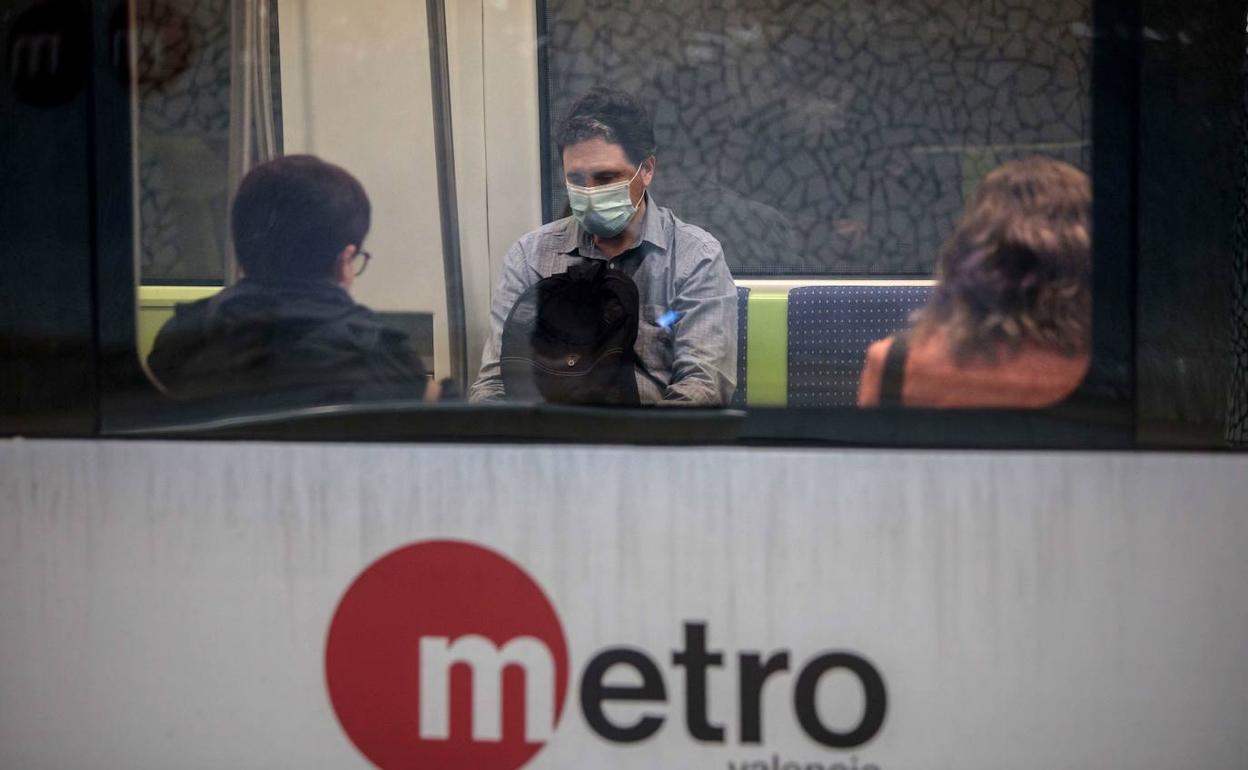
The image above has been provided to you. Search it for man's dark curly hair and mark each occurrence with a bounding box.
[556,86,657,166]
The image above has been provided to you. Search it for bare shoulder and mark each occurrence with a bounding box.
[864,337,893,366]
[857,336,894,407]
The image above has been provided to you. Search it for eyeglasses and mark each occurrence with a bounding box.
[351,249,371,277]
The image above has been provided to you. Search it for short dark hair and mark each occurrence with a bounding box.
[230,155,370,282]
[556,86,656,166]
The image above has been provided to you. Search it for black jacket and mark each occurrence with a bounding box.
[148,279,428,401]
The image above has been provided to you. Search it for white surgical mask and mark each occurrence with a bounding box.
[566,163,644,238]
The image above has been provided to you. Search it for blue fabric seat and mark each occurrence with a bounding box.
[787,285,932,407]
[732,286,749,407]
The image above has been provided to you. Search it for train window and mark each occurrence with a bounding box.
[131,0,447,401]
[539,1,1092,279]
[131,0,281,287]
[108,0,1143,444]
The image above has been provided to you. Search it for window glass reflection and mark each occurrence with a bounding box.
[146,155,436,403]
[542,0,1092,277]
[127,0,1098,418]
[134,0,444,407]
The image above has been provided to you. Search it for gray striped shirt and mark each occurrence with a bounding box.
[469,194,738,405]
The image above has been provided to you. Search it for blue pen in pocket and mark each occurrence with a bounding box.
[656,309,683,330]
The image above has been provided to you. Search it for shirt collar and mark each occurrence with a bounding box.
[557,190,671,257]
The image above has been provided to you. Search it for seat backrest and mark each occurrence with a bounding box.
[732,286,749,407]
[787,285,932,407]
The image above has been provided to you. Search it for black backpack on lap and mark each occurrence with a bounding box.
[500,260,641,405]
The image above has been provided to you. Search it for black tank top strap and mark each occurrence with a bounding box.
[878,330,911,407]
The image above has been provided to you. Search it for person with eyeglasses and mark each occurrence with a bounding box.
[148,154,440,402]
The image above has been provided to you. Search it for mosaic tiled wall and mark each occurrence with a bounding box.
[135,0,233,283]
[542,0,1092,276]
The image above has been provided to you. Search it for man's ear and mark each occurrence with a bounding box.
[639,156,657,187]
[336,244,357,289]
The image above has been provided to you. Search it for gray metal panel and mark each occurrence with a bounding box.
[426,0,468,386]
[2,441,1247,767]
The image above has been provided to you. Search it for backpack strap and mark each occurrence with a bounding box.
[878,330,911,407]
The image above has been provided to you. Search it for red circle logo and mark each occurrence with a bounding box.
[325,541,570,770]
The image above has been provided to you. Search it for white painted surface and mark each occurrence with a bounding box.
[277,0,450,378]
[479,0,543,293]
[445,0,493,380]
[447,0,544,379]
[2,440,1247,769]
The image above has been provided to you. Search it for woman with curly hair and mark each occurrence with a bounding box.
[858,157,1092,408]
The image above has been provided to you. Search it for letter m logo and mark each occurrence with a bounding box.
[419,635,556,743]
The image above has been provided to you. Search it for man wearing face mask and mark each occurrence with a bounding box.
[469,86,738,405]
